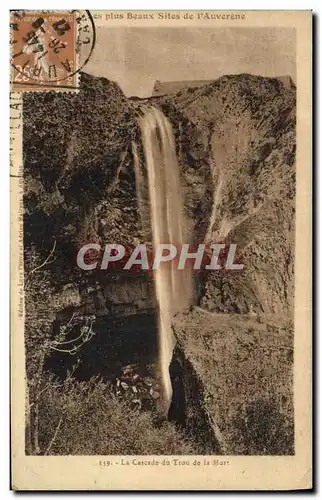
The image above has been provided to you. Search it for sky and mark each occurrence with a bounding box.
[85,27,296,97]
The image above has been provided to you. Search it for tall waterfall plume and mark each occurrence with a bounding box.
[134,106,193,417]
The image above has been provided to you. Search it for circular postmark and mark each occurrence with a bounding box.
[10,10,96,88]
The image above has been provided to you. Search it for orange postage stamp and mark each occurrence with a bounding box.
[10,10,95,92]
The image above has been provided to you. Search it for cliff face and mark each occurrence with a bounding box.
[23,73,148,323]
[156,74,296,318]
[23,72,139,255]
[157,75,296,453]
[23,72,295,453]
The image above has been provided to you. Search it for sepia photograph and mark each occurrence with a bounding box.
[10,10,311,490]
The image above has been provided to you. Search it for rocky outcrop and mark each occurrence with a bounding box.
[159,75,295,453]
[23,73,147,323]
[23,72,140,261]
[156,74,296,318]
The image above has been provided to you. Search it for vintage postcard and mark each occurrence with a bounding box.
[10,10,312,490]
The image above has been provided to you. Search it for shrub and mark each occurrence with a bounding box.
[35,375,200,455]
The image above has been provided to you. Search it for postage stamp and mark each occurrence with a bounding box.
[10,10,95,91]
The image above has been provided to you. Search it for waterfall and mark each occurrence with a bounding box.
[134,106,193,417]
